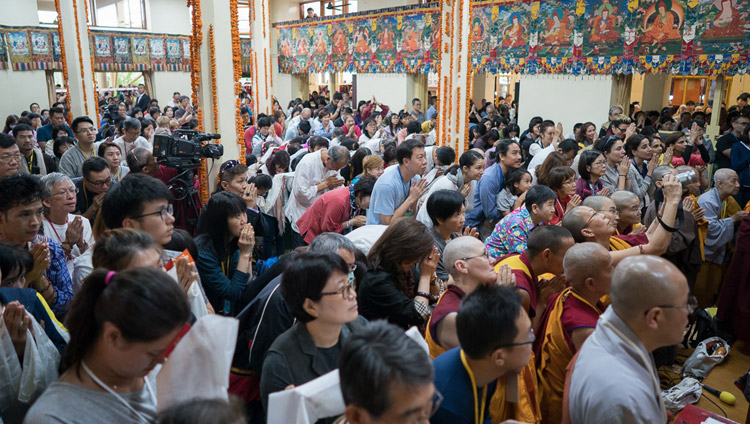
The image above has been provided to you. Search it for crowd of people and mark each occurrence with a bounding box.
[1,86,750,424]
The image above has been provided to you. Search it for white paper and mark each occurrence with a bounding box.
[267,370,345,424]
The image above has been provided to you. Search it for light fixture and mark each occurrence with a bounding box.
[326,2,350,9]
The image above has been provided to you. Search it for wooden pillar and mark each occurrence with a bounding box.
[437,0,472,155]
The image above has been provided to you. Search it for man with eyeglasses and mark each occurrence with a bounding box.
[426,237,540,423]
[113,117,151,157]
[565,174,681,261]
[59,116,98,178]
[495,225,574,331]
[73,157,112,222]
[13,123,55,176]
[535,242,613,424]
[432,284,535,424]
[0,133,21,178]
[715,113,750,171]
[567,255,692,424]
[339,320,438,424]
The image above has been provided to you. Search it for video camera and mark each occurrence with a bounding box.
[153,129,224,169]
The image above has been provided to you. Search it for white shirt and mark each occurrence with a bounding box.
[416,175,476,228]
[527,142,558,184]
[42,213,95,292]
[109,136,152,155]
[284,149,342,232]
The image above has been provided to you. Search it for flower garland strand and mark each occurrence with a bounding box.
[208,25,219,133]
[83,0,99,121]
[54,0,72,122]
[188,0,208,203]
[230,0,246,163]
[262,0,267,39]
[71,0,89,116]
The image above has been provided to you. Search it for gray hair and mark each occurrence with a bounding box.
[331,127,346,138]
[609,105,624,116]
[328,145,350,164]
[308,232,357,255]
[339,320,433,417]
[122,117,142,131]
[126,147,152,172]
[40,172,73,195]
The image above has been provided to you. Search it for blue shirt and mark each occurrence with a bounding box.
[432,348,496,424]
[426,105,438,121]
[36,123,73,143]
[367,164,421,225]
[730,140,750,187]
[466,163,504,228]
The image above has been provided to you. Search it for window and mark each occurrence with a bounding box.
[37,0,58,24]
[89,0,147,29]
[300,1,357,19]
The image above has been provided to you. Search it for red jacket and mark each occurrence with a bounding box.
[296,186,352,244]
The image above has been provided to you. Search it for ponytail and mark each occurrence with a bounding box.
[448,150,484,176]
[61,267,191,376]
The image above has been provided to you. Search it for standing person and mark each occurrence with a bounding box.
[24,268,191,423]
[195,192,255,316]
[284,145,349,247]
[59,117,98,178]
[625,134,658,208]
[259,252,363,413]
[730,123,750,208]
[567,256,693,424]
[14,123,53,175]
[431,284,535,424]
[134,83,151,111]
[0,174,73,317]
[409,98,425,124]
[37,107,73,150]
[166,91,181,109]
[367,139,428,225]
[466,139,523,239]
[41,173,95,290]
[97,141,129,183]
[715,113,749,171]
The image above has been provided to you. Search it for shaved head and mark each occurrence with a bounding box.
[714,168,737,184]
[582,195,614,211]
[563,242,611,292]
[611,191,638,209]
[444,236,484,278]
[561,206,593,243]
[610,255,686,321]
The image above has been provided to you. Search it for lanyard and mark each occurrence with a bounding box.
[221,254,230,276]
[460,350,488,424]
[78,144,96,160]
[600,319,667,422]
[26,150,35,172]
[632,158,647,179]
[397,165,412,202]
[45,216,68,245]
[83,181,90,207]
[81,361,155,424]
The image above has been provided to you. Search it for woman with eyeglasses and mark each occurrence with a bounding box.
[358,218,443,330]
[195,192,255,316]
[576,150,610,200]
[41,173,95,290]
[540,166,581,226]
[260,252,363,417]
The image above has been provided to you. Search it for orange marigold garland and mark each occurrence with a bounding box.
[54,0,72,122]
[188,0,208,203]
[262,0,267,39]
[208,25,219,132]
[83,0,99,120]
[263,48,269,100]
[71,0,89,116]
[230,0,246,163]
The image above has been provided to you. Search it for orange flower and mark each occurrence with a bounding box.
[54,0,72,122]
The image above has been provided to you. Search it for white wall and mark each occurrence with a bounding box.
[518,74,614,135]
[0,0,50,118]
[356,74,416,113]
[358,0,417,11]
[147,0,191,34]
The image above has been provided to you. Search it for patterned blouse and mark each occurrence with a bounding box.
[485,205,534,259]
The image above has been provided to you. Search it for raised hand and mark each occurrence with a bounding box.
[242,182,258,209]
[596,187,611,197]
[419,246,440,279]
[175,256,199,295]
[65,216,84,246]
[461,226,479,238]
[27,243,50,283]
[496,264,516,286]
[408,178,429,202]
[566,194,582,212]
[237,223,255,255]
[3,301,33,358]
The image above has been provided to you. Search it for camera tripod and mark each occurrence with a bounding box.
[167,166,203,234]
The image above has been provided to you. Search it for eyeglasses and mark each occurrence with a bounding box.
[597,208,619,216]
[582,211,602,229]
[496,328,535,348]
[52,187,79,197]
[77,127,97,134]
[84,177,112,188]
[0,154,22,164]
[320,279,356,301]
[592,160,607,167]
[645,296,698,315]
[428,390,444,418]
[461,250,490,262]
[132,204,174,221]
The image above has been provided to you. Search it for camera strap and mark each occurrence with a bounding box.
[653,188,684,233]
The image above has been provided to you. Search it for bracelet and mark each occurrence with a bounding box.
[619,174,627,177]
[416,291,433,301]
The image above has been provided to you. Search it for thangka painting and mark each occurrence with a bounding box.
[309,25,330,69]
[113,36,132,70]
[93,35,114,70]
[693,0,750,55]
[471,6,492,68]
[492,2,532,59]
[277,28,293,72]
[350,21,373,69]
[636,0,686,55]
[150,38,166,70]
[132,37,149,69]
[376,17,397,67]
[30,32,53,69]
[241,39,252,73]
[329,21,350,69]
[0,34,7,70]
[181,38,191,71]
[6,32,30,70]
[583,0,627,56]
[292,27,312,71]
[52,32,62,67]
[535,0,578,57]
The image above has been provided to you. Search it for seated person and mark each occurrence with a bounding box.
[611,190,644,235]
[495,226,574,329]
[260,252,364,413]
[97,141,129,183]
[432,284,536,424]
[194,192,255,316]
[92,228,164,270]
[296,176,375,244]
[41,173,95,289]
[567,256,691,423]
[562,173,682,265]
[534,242,613,424]
[213,159,265,248]
[74,157,112,221]
[338,321,436,424]
[485,185,557,259]
[0,174,73,318]
[358,218,442,329]
[25,268,191,423]
[426,190,477,284]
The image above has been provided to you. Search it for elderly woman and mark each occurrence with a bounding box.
[41,173,95,291]
[260,252,363,413]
